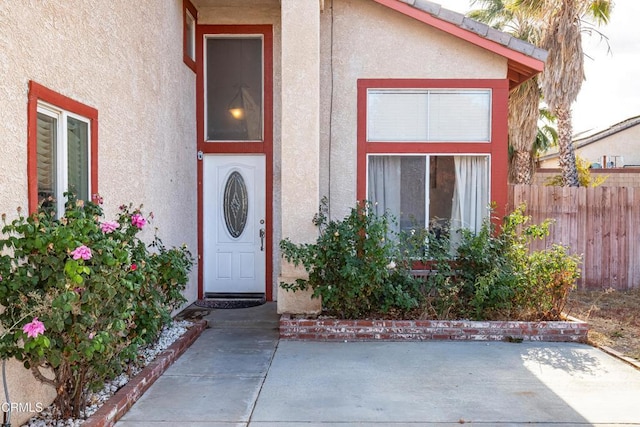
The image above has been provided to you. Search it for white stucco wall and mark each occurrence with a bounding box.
[0,1,196,422]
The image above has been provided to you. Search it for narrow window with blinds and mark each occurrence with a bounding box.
[183,0,197,71]
[36,103,91,215]
[36,111,57,205]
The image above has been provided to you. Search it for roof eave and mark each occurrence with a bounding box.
[372,0,546,89]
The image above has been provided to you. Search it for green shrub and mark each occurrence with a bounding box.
[0,195,192,419]
[425,205,580,320]
[521,244,581,320]
[280,200,581,322]
[280,198,421,319]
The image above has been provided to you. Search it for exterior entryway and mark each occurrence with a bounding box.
[196,24,273,300]
[203,154,266,296]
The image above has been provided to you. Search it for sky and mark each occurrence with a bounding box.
[439,0,640,134]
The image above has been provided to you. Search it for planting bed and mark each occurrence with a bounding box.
[280,315,589,343]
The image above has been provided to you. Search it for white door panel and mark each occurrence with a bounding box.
[203,155,266,294]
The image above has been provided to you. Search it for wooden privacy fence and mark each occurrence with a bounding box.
[509,185,640,290]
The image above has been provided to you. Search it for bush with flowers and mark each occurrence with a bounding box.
[0,194,192,419]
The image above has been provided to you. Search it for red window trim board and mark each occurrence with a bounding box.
[183,0,197,72]
[27,81,99,214]
[195,25,274,151]
[195,25,274,301]
[357,78,509,220]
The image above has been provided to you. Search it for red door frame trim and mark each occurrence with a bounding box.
[27,81,99,213]
[196,25,274,301]
[357,78,509,220]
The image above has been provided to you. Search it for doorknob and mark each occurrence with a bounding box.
[259,228,266,251]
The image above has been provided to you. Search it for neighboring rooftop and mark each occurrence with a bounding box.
[574,115,640,146]
[539,115,640,162]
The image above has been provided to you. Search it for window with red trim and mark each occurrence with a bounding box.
[367,154,490,237]
[358,79,509,239]
[27,81,98,215]
[183,0,197,72]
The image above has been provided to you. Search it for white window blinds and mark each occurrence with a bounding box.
[367,89,491,142]
[36,112,57,201]
[367,91,429,141]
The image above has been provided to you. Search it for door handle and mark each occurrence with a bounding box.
[259,228,266,251]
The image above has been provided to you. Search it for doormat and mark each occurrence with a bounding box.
[194,298,265,309]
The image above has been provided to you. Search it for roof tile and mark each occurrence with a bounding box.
[435,7,465,26]
[408,0,548,62]
[485,26,513,46]
[461,17,489,37]
[413,0,440,15]
[508,37,535,56]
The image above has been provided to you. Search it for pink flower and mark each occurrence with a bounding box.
[130,263,138,272]
[131,214,146,229]
[92,194,104,205]
[23,317,45,338]
[71,245,92,260]
[100,221,119,234]
[88,332,95,340]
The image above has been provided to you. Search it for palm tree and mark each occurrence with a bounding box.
[508,76,542,184]
[515,0,612,186]
[508,105,558,183]
[534,107,559,156]
[470,0,543,184]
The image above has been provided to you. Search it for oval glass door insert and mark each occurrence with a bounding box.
[223,171,249,238]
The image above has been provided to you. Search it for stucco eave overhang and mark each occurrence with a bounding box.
[372,0,547,89]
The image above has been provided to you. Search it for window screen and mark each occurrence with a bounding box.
[206,37,263,141]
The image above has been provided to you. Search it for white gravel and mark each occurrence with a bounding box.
[23,320,193,427]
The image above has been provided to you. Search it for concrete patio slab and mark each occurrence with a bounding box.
[168,328,278,377]
[251,340,640,425]
[118,374,261,423]
[115,303,640,426]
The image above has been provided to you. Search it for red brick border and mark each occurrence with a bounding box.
[280,315,588,343]
[83,319,208,427]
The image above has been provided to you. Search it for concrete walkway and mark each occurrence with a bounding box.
[116,303,640,426]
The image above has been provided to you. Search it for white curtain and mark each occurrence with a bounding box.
[451,156,489,241]
[241,87,261,141]
[367,156,401,233]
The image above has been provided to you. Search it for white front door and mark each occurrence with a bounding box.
[203,155,266,295]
